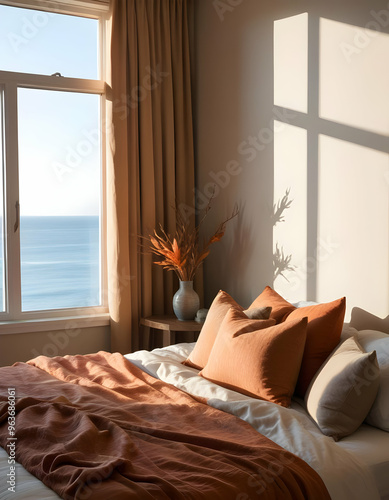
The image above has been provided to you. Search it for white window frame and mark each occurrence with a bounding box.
[0,0,109,330]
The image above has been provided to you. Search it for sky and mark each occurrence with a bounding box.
[0,4,100,216]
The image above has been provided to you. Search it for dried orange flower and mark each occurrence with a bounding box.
[145,195,238,281]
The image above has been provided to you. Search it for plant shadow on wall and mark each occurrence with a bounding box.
[272,188,295,283]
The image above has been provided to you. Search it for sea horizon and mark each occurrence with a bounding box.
[0,215,100,312]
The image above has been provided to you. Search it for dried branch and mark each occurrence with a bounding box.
[142,196,239,281]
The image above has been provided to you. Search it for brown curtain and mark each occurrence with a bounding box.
[108,0,199,353]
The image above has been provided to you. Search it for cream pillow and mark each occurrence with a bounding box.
[357,330,389,432]
[305,336,379,441]
[242,306,272,320]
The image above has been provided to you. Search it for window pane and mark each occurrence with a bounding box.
[318,135,389,321]
[0,92,4,311]
[320,18,389,136]
[274,13,308,113]
[0,5,98,79]
[18,88,101,311]
[273,121,307,301]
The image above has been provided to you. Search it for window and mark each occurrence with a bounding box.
[0,4,99,78]
[0,1,107,321]
[0,93,5,310]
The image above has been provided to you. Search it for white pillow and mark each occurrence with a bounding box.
[291,301,318,308]
[357,330,389,432]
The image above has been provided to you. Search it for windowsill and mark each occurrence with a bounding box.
[0,313,110,335]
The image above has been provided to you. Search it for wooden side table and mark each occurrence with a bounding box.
[140,316,203,348]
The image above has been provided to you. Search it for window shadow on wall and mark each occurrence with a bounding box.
[273,10,389,321]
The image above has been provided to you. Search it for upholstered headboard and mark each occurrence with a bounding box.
[349,307,389,335]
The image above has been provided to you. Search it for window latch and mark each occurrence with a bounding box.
[51,72,62,77]
[14,201,20,233]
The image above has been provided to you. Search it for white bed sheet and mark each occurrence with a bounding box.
[337,424,389,500]
[0,343,385,500]
[126,342,385,500]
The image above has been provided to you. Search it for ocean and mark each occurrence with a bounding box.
[0,216,100,312]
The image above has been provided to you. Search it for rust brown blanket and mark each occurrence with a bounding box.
[0,351,330,499]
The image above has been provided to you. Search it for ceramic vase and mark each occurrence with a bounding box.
[173,280,200,321]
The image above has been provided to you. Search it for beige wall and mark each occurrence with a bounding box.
[0,325,110,367]
[194,0,389,325]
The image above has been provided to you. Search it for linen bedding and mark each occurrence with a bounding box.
[127,343,386,500]
[0,342,386,499]
[0,350,330,500]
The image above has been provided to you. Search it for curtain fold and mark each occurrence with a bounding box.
[108,0,199,353]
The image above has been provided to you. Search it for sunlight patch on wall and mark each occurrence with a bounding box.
[273,121,307,302]
[320,18,389,136]
[274,13,308,114]
[317,135,389,321]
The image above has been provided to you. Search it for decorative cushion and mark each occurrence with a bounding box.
[200,308,306,407]
[340,324,359,342]
[305,336,379,441]
[248,286,296,323]
[292,301,318,308]
[357,330,389,432]
[286,297,346,397]
[242,306,272,320]
[182,290,243,370]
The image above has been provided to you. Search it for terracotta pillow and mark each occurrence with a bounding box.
[200,309,306,407]
[182,290,243,370]
[305,336,379,441]
[286,297,346,397]
[249,286,296,323]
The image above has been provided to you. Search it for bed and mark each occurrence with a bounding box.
[0,287,388,499]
